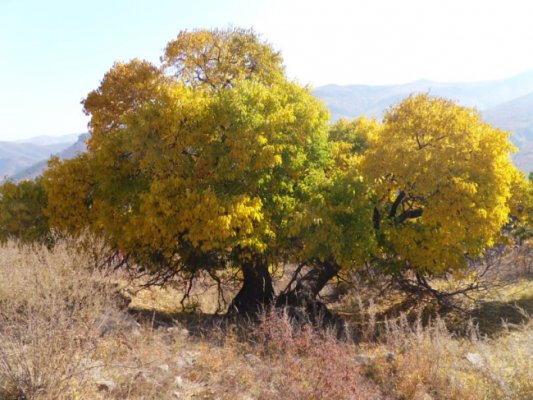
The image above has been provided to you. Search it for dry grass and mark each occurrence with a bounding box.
[1,241,533,399]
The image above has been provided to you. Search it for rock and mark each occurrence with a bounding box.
[80,358,104,379]
[94,310,141,336]
[135,371,159,386]
[174,391,182,398]
[176,350,199,367]
[174,375,184,388]
[354,354,375,365]
[180,328,190,337]
[176,359,188,368]
[465,352,484,368]
[385,351,395,363]
[96,379,116,391]
[244,353,261,365]
[159,363,170,372]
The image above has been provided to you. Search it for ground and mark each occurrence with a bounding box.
[1,241,533,399]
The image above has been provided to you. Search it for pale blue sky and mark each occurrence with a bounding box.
[2,0,533,140]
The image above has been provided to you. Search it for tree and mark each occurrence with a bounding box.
[43,28,376,319]
[162,27,284,89]
[44,154,96,237]
[0,178,52,246]
[362,94,519,283]
[509,170,533,242]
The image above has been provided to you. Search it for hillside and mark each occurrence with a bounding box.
[1,241,533,399]
[483,93,533,172]
[484,92,533,146]
[0,141,72,181]
[11,134,89,181]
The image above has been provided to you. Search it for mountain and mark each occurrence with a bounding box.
[314,71,533,121]
[0,141,71,180]
[11,134,89,181]
[14,134,81,146]
[314,71,533,172]
[483,92,533,146]
[0,134,87,182]
[483,93,533,172]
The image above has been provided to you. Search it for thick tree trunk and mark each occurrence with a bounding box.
[276,260,342,327]
[227,258,274,319]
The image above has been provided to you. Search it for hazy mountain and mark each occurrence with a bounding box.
[14,134,81,146]
[483,92,533,146]
[11,134,89,181]
[314,71,533,121]
[0,134,87,182]
[482,93,533,172]
[0,142,71,180]
[314,71,533,172]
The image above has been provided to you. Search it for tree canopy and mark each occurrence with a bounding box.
[41,28,376,316]
[162,27,284,89]
[362,94,519,275]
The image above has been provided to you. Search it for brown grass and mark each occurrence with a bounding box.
[1,241,533,399]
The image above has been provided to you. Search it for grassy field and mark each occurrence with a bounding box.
[1,242,533,399]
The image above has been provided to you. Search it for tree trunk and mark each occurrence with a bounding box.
[227,258,274,319]
[276,260,342,328]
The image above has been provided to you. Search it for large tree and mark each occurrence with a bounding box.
[43,28,375,318]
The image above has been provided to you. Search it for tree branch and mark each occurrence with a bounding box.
[389,191,406,218]
[373,207,381,230]
[397,208,423,223]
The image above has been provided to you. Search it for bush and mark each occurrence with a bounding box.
[0,242,123,399]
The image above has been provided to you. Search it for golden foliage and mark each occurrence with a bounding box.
[41,31,525,282]
[82,59,163,150]
[363,94,519,274]
[162,27,284,89]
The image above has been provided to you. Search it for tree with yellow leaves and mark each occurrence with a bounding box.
[82,59,163,151]
[162,27,284,89]
[362,94,520,290]
[43,28,375,318]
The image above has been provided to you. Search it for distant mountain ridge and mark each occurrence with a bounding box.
[0,134,87,182]
[314,71,533,172]
[314,70,533,121]
[12,134,89,181]
[13,133,81,146]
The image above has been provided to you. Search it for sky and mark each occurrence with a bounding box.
[2,0,533,140]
